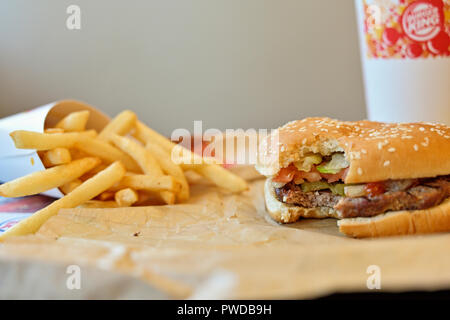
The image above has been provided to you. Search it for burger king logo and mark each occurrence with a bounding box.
[401,0,443,42]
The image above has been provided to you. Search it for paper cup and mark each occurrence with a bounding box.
[355,0,450,124]
[0,100,110,198]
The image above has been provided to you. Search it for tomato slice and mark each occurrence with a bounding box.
[320,168,349,183]
[296,166,322,182]
[273,164,297,183]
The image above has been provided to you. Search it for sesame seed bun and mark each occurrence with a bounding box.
[256,117,450,183]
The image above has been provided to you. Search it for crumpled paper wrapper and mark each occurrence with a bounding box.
[2,167,450,299]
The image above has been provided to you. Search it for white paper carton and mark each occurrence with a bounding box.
[0,100,110,198]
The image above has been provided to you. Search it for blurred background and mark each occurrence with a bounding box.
[0,0,365,136]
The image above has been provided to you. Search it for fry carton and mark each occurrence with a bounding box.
[0,100,110,198]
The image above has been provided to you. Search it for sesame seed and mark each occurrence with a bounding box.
[388,147,396,152]
[361,149,367,154]
[350,151,361,160]
[357,168,363,175]
[413,144,419,151]
[419,127,425,131]
[384,160,390,167]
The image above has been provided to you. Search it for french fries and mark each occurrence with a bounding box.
[74,137,141,172]
[109,134,176,204]
[109,134,162,176]
[134,121,174,152]
[10,130,96,150]
[115,188,138,207]
[0,161,125,240]
[193,164,249,193]
[98,110,136,142]
[134,121,248,192]
[55,110,90,132]
[134,121,217,166]
[41,148,72,167]
[145,141,189,201]
[1,107,248,238]
[111,174,181,193]
[59,179,82,194]
[0,157,101,197]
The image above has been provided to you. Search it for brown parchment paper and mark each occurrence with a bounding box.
[2,167,450,299]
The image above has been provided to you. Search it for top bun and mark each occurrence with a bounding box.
[256,117,450,184]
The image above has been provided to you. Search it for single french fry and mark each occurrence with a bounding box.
[109,134,175,204]
[134,121,174,152]
[98,110,136,142]
[111,174,181,193]
[79,163,109,182]
[77,200,118,209]
[114,188,138,207]
[0,161,125,240]
[44,128,64,134]
[0,157,101,197]
[59,179,82,194]
[134,191,154,206]
[193,164,248,193]
[134,121,248,192]
[146,141,189,201]
[9,130,96,150]
[69,148,90,160]
[159,191,176,205]
[97,190,115,201]
[41,148,72,167]
[55,110,90,132]
[109,134,162,176]
[74,137,141,172]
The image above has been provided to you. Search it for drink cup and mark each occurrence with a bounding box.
[355,0,450,124]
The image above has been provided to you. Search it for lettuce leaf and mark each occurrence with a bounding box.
[316,153,349,174]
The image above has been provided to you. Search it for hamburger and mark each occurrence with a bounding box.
[256,118,450,238]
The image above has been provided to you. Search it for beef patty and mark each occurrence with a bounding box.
[275,176,450,218]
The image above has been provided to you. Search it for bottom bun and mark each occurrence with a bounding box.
[338,198,450,238]
[264,179,341,223]
[264,179,450,237]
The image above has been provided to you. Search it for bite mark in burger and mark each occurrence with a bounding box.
[256,118,450,238]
